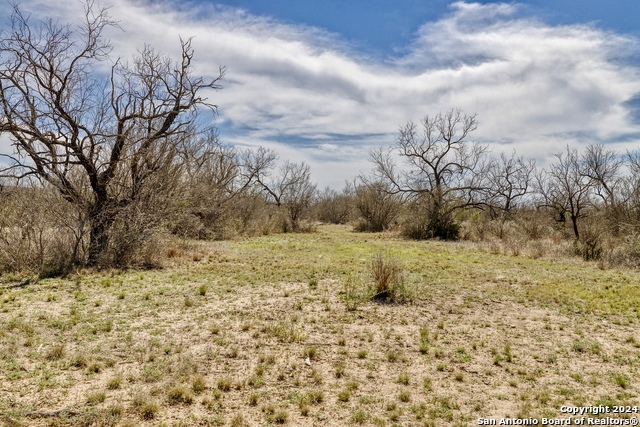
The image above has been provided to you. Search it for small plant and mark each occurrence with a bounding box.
[231,413,248,427]
[217,377,232,392]
[307,389,324,404]
[45,343,65,361]
[368,253,409,303]
[192,375,206,394]
[397,372,410,385]
[398,390,411,402]
[86,390,106,405]
[132,392,159,420]
[167,385,194,404]
[335,362,346,378]
[304,346,318,360]
[613,372,629,389]
[357,349,367,359]
[198,284,208,296]
[342,273,365,311]
[338,389,351,402]
[106,375,122,390]
[351,410,369,424]
[248,392,259,406]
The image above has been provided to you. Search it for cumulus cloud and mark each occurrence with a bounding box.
[2,0,640,187]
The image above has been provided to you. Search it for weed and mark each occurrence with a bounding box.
[217,377,232,392]
[198,284,208,296]
[398,390,411,402]
[192,375,206,394]
[613,372,629,389]
[86,390,106,405]
[45,343,65,361]
[167,385,194,404]
[106,375,122,390]
[397,372,410,385]
[342,273,365,311]
[338,389,351,402]
[369,253,409,303]
[351,410,369,424]
[132,392,159,420]
[230,413,248,427]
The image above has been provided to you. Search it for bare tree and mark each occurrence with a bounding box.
[244,147,317,232]
[617,150,640,228]
[0,3,224,265]
[582,143,622,208]
[175,130,252,238]
[537,146,593,240]
[370,109,487,239]
[484,151,535,218]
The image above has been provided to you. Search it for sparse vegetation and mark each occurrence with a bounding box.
[1,224,639,425]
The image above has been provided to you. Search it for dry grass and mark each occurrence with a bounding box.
[1,224,639,426]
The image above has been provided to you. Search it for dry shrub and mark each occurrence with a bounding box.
[368,253,409,303]
[515,209,554,240]
[606,232,640,268]
[0,185,80,276]
[354,183,400,232]
[314,187,353,224]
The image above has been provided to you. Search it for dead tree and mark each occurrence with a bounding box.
[0,3,224,265]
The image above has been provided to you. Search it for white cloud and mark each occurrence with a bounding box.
[2,0,640,188]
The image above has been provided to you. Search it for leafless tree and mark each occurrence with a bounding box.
[244,147,317,232]
[370,109,487,239]
[484,151,535,218]
[0,3,224,265]
[175,130,253,238]
[582,143,623,208]
[537,146,593,240]
[617,150,640,228]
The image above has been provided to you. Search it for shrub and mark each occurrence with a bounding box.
[354,182,400,232]
[368,253,409,303]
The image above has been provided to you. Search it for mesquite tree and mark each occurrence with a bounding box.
[370,109,487,239]
[0,3,224,265]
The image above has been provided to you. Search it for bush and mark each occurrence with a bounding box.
[368,253,409,303]
[0,185,79,276]
[354,182,400,232]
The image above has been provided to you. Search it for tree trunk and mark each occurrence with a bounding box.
[570,214,580,240]
[87,203,115,267]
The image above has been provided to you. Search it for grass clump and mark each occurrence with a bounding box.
[368,253,409,303]
[132,392,159,420]
[167,385,194,405]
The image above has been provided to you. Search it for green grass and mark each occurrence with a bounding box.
[1,224,639,425]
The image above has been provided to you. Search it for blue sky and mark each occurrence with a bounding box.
[211,0,640,56]
[2,0,640,188]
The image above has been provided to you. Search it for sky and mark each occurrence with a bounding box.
[2,0,640,188]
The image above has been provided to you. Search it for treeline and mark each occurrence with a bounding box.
[3,115,640,276]
[316,110,640,268]
[1,3,639,276]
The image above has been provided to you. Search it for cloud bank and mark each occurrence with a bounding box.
[4,1,640,187]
